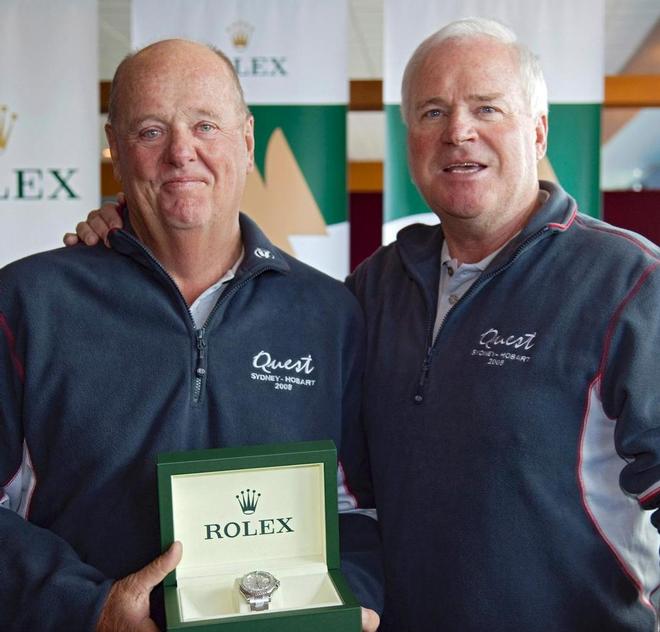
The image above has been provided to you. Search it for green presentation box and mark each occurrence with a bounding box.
[157,440,361,631]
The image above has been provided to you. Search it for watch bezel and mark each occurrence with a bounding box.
[239,570,280,599]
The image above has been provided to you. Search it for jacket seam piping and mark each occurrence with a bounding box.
[640,487,660,506]
[0,312,24,383]
[547,208,577,231]
[597,263,658,391]
[575,217,660,259]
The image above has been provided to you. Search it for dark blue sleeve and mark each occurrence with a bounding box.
[0,307,112,631]
[609,267,660,523]
[0,509,113,631]
[340,513,385,614]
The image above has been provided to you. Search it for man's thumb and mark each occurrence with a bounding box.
[134,541,183,591]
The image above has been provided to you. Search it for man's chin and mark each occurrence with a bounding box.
[433,195,490,221]
[158,199,214,229]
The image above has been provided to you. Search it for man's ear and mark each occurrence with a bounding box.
[105,123,122,182]
[535,113,548,161]
[244,115,255,173]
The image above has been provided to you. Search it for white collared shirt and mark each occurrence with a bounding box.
[189,250,244,329]
[432,241,503,340]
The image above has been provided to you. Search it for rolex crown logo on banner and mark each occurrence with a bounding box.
[227,20,254,50]
[0,105,17,153]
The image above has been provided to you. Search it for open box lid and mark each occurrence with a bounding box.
[157,440,340,587]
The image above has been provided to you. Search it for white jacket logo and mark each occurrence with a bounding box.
[254,248,273,259]
[479,328,536,350]
[471,328,536,366]
[250,350,316,390]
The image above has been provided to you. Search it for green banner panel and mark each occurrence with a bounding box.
[384,104,430,223]
[251,105,347,226]
[546,103,601,218]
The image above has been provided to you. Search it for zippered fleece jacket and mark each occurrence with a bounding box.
[0,213,381,630]
[342,181,660,631]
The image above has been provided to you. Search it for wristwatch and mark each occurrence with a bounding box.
[239,570,280,611]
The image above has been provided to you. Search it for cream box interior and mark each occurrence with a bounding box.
[169,462,343,622]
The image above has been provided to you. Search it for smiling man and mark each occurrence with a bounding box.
[340,17,660,632]
[402,29,547,262]
[104,39,251,305]
[0,40,381,631]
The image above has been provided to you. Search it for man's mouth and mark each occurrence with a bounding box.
[442,162,486,174]
[162,177,205,187]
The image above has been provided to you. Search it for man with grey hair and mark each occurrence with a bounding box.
[0,38,382,631]
[341,16,659,631]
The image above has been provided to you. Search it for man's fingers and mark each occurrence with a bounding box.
[361,607,380,632]
[86,210,114,245]
[67,194,126,250]
[76,221,101,246]
[98,200,125,230]
[132,541,183,593]
[95,545,181,632]
[63,232,80,247]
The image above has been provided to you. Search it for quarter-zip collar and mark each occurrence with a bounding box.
[108,210,291,281]
[234,212,290,279]
[396,180,577,306]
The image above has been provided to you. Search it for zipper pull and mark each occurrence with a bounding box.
[414,346,433,404]
[195,329,206,377]
[192,329,207,404]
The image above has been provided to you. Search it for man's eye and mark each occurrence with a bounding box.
[140,128,161,140]
[479,106,498,114]
[197,122,217,133]
[423,109,443,120]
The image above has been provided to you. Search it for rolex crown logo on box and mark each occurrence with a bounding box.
[236,489,261,515]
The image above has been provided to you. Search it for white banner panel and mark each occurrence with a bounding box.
[0,0,99,268]
[384,0,604,105]
[132,0,348,104]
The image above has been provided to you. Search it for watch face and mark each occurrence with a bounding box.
[241,571,278,596]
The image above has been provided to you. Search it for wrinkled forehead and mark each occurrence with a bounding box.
[126,49,232,96]
[113,42,243,125]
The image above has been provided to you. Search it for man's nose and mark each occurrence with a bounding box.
[166,128,196,166]
[442,110,477,145]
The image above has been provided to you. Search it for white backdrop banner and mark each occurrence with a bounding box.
[132,0,349,279]
[0,0,99,267]
[133,0,348,105]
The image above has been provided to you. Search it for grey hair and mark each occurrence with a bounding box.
[107,40,249,125]
[401,17,548,125]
